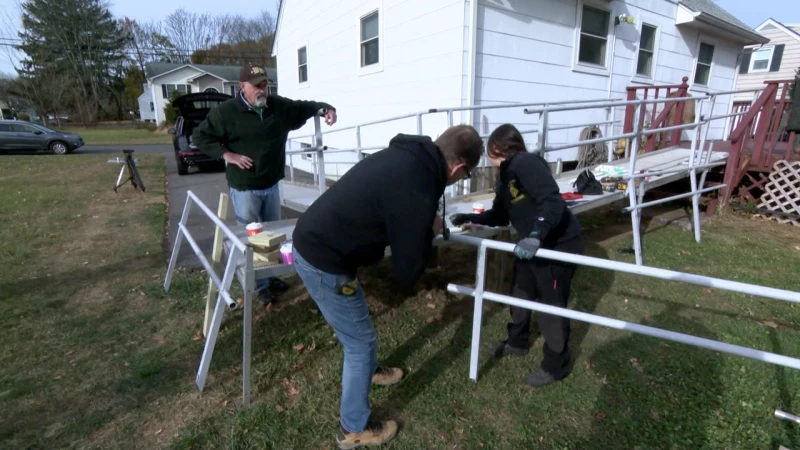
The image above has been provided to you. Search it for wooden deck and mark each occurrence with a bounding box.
[679,139,800,172]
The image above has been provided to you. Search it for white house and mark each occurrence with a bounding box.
[734,18,800,101]
[272,0,767,178]
[138,63,279,124]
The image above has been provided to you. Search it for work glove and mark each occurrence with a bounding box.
[514,236,541,260]
[450,213,479,227]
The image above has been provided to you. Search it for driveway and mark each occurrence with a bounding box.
[78,144,302,268]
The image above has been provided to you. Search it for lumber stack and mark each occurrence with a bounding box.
[248,231,287,266]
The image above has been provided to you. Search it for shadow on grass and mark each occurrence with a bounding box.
[369,238,615,420]
[571,309,723,448]
[376,296,503,423]
[613,289,800,334]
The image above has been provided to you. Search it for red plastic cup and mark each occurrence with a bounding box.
[246,222,263,237]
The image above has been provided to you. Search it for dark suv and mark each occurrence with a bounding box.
[168,92,231,175]
[0,120,84,154]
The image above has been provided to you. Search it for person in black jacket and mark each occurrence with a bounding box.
[291,125,483,449]
[451,123,585,388]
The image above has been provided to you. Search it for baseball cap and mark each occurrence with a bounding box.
[239,62,272,85]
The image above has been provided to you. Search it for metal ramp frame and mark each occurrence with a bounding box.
[279,90,752,265]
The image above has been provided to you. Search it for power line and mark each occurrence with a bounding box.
[0,42,272,60]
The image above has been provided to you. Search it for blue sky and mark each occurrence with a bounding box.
[1,0,799,75]
[0,0,279,74]
[718,0,800,27]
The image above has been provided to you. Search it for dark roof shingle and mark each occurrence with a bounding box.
[680,0,755,33]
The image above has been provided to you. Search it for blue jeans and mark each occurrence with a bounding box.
[229,184,281,225]
[229,184,282,292]
[292,247,377,433]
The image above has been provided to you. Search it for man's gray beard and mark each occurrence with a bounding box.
[254,94,267,107]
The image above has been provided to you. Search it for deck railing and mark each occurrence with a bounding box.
[721,79,798,208]
[623,77,691,153]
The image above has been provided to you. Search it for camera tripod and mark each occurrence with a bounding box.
[113,149,146,193]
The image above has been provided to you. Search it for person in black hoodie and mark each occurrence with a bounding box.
[451,123,585,388]
[291,124,483,449]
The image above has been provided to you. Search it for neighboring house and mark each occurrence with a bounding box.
[0,101,39,122]
[273,0,766,175]
[138,63,279,123]
[734,18,800,101]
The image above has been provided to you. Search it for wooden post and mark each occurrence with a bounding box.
[485,229,515,295]
[204,193,230,337]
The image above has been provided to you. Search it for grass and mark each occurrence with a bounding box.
[61,127,172,146]
[1,154,800,449]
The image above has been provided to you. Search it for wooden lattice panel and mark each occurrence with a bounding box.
[754,160,800,227]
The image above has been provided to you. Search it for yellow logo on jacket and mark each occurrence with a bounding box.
[509,180,525,203]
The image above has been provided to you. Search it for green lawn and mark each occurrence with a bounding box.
[1,154,799,449]
[62,127,172,145]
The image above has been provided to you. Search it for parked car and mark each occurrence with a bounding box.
[0,120,84,154]
[168,92,232,175]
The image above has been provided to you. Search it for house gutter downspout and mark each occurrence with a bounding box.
[465,0,479,127]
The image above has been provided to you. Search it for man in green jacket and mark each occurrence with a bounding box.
[193,62,337,304]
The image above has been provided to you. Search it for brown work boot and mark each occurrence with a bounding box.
[337,420,398,449]
[372,366,403,386]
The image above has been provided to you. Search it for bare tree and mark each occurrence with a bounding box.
[163,9,223,63]
[190,10,277,67]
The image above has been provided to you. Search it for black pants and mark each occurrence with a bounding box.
[507,258,578,379]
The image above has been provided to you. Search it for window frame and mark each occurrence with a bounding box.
[297,44,309,87]
[163,83,191,99]
[691,37,716,90]
[573,0,614,77]
[748,45,774,73]
[357,3,383,77]
[632,22,660,83]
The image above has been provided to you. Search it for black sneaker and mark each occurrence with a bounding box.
[488,340,529,358]
[268,277,289,292]
[525,368,560,387]
[257,289,276,306]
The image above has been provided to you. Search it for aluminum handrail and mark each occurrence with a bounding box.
[448,233,800,304]
[706,87,766,97]
[447,233,800,384]
[523,95,698,115]
[289,97,623,141]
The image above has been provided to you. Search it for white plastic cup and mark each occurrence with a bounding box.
[246,222,263,237]
[472,203,485,214]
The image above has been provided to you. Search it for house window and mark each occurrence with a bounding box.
[636,24,657,78]
[578,5,610,67]
[298,46,308,83]
[269,85,278,96]
[230,86,239,96]
[149,102,154,112]
[162,84,191,99]
[749,46,774,72]
[694,42,714,86]
[204,87,219,93]
[360,11,379,67]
